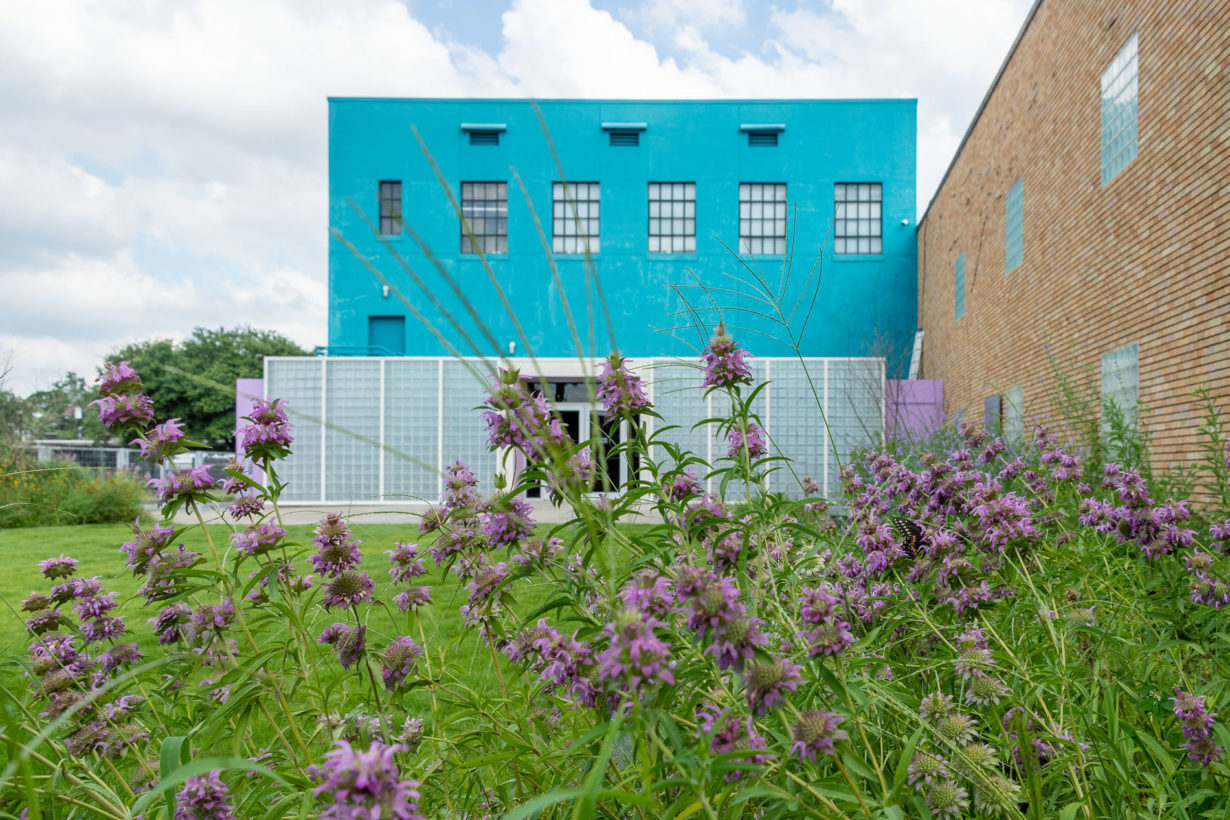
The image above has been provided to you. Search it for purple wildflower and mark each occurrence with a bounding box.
[150,604,191,645]
[133,417,186,462]
[312,740,425,820]
[799,586,854,657]
[387,543,427,583]
[148,465,216,506]
[227,495,265,520]
[322,571,375,610]
[120,521,176,574]
[701,325,752,389]
[1173,689,1224,765]
[230,522,287,557]
[92,393,155,430]
[175,771,236,820]
[310,514,362,577]
[319,623,367,671]
[237,398,294,461]
[38,554,78,580]
[666,468,703,502]
[907,751,949,789]
[596,354,650,416]
[697,706,767,781]
[744,657,802,715]
[791,710,848,761]
[483,497,534,549]
[97,361,142,395]
[619,571,674,619]
[726,423,768,459]
[597,609,675,696]
[504,619,597,706]
[378,637,423,691]
[393,587,432,612]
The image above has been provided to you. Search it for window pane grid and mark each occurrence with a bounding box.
[738,182,786,255]
[1100,33,1139,186]
[379,181,402,236]
[833,182,881,255]
[648,182,696,253]
[552,182,600,254]
[461,181,508,254]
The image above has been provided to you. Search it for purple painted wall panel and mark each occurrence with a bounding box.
[886,380,945,442]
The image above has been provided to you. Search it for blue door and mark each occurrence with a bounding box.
[368,316,405,355]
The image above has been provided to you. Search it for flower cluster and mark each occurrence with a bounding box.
[596,609,675,699]
[319,623,367,671]
[698,705,767,781]
[726,423,768,459]
[312,740,425,820]
[378,637,423,691]
[1184,549,1230,608]
[791,710,847,761]
[1172,689,1224,765]
[91,361,154,430]
[596,354,650,417]
[148,464,216,507]
[133,417,187,462]
[175,771,236,820]
[504,619,597,707]
[798,585,854,657]
[230,522,287,557]
[701,325,752,389]
[237,397,294,461]
[743,657,801,716]
[665,468,702,503]
[675,566,767,671]
[482,369,569,460]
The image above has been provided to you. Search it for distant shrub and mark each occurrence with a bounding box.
[0,456,145,528]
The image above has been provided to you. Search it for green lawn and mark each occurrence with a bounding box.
[0,518,562,718]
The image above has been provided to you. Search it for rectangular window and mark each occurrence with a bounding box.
[983,394,1002,434]
[1005,178,1023,273]
[378,181,402,236]
[739,183,786,255]
[460,181,507,254]
[1004,386,1024,447]
[954,253,965,320]
[1101,342,1139,436]
[834,183,882,255]
[552,182,600,254]
[1101,32,1139,186]
[648,182,696,253]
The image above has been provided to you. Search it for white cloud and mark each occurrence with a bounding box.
[0,0,1032,394]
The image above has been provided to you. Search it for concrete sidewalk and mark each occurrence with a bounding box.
[156,500,662,527]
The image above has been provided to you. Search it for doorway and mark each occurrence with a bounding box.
[521,392,640,498]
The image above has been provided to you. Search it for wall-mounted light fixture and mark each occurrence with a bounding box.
[382,285,390,298]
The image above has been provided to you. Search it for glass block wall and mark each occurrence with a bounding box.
[266,356,883,503]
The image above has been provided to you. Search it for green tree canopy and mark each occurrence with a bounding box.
[108,326,308,449]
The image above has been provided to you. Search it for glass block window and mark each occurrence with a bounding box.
[834,183,882,255]
[1101,343,1139,436]
[552,182,600,254]
[1005,178,1024,273]
[461,181,507,254]
[1101,33,1139,187]
[379,181,401,236]
[739,183,786,255]
[648,182,695,253]
[983,394,1002,434]
[1004,386,1024,448]
[954,253,965,320]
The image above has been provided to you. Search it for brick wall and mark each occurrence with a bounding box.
[918,0,1230,476]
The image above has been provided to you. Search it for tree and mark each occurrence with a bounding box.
[108,326,308,449]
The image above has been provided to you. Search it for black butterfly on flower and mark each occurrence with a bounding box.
[890,516,926,559]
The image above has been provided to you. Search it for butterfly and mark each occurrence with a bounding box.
[890,516,926,559]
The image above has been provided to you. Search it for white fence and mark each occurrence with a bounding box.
[263,356,885,504]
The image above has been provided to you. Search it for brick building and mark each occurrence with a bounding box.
[917,0,1230,473]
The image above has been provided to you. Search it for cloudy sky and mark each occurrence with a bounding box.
[0,0,1032,395]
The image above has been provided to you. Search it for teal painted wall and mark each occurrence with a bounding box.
[329,98,917,370]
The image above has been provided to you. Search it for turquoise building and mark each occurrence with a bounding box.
[327,98,917,366]
[263,98,915,504]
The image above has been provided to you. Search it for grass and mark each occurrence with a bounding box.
[0,519,561,720]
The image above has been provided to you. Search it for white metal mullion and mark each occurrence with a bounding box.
[764,359,771,493]
[378,359,386,502]
[320,356,328,503]
[706,392,713,494]
[823,359,830,499]
[437,359,445,496]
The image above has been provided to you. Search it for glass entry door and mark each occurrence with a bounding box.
[523,401,639,498]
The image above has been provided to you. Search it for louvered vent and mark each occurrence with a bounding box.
[609,130,639,147]
[747,130,778,147]
[469,130,500,146]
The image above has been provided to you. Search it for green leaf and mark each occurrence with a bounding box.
[159,736,192,818]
